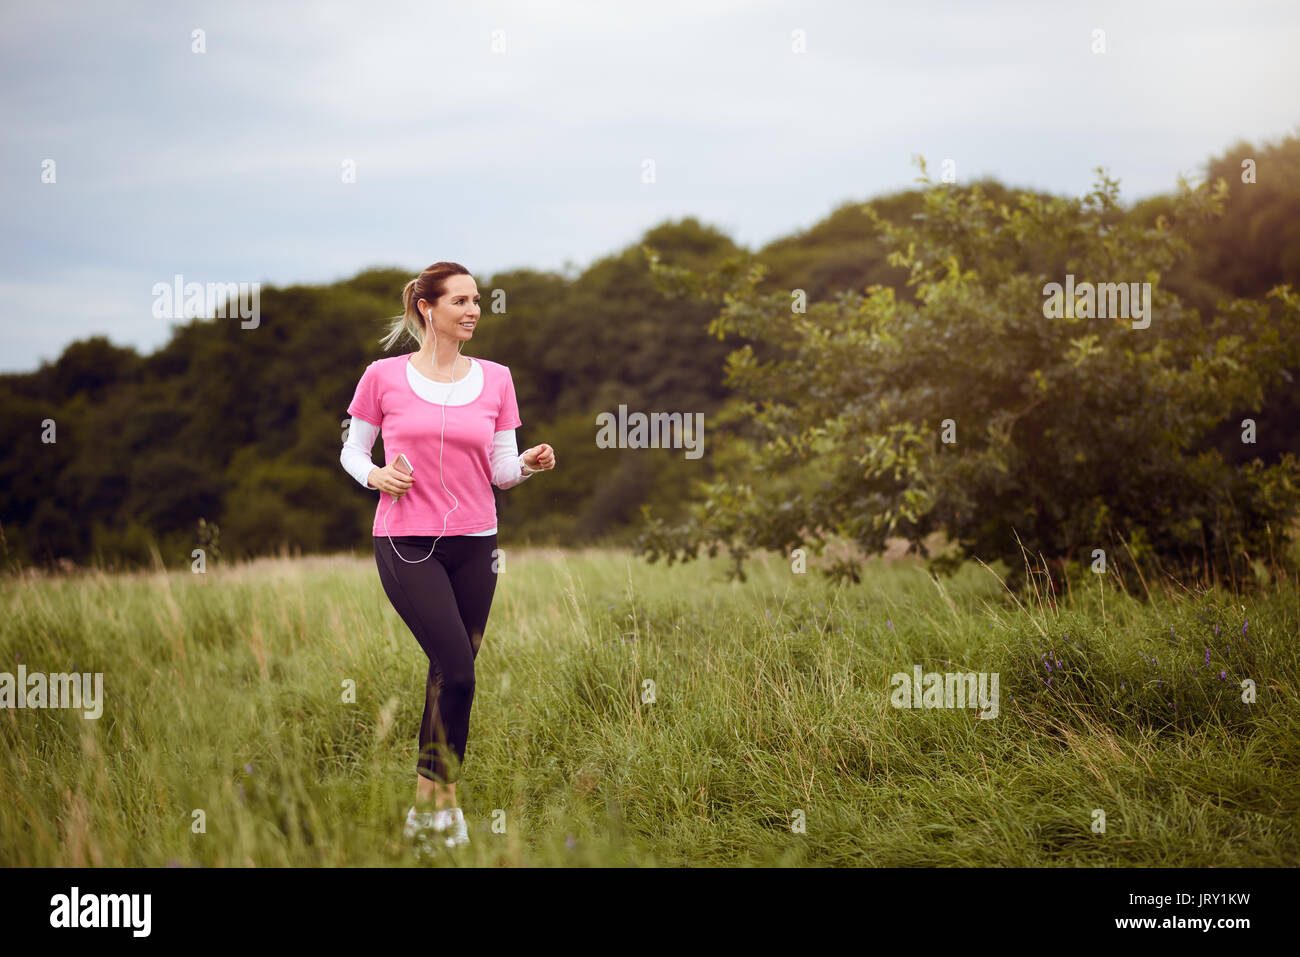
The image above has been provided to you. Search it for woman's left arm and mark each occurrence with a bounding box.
[490,431,556,488]
[493,367,554,486]
[491,429,533,489]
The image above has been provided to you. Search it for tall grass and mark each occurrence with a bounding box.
[1,542,1296,866]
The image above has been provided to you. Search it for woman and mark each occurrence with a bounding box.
[339,261,555,851]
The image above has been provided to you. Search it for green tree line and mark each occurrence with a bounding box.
[1,134,1297,575]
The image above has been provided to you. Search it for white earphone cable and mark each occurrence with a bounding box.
[382,316,463,564]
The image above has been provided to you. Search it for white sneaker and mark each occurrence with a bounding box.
[445,807,469,847]
[404,806,455,852]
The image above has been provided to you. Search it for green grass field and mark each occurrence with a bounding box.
[2,544,1297,866]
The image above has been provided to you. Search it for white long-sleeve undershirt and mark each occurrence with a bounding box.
[339,357,534,536]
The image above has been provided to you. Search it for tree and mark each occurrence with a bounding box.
[635,162,1300,591]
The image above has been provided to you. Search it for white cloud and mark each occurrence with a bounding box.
[0,0,1297,371]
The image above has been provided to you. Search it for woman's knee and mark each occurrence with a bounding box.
[442,668,475,698]
[444,670,475,696]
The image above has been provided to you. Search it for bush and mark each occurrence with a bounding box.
[636,163,1300,593]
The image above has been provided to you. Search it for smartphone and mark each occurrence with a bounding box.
[390,453,413,502]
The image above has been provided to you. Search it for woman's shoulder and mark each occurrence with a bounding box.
[474,357,514,381]
[362,353,409,376]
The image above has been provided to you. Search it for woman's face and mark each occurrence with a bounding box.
[419,274,480,343]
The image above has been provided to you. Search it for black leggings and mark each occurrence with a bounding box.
[373,533,499,784]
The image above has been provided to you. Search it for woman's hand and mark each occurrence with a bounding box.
[368,463,414,498]
[522,443,556,472]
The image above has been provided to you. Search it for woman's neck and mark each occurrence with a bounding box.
[415,340,469,380]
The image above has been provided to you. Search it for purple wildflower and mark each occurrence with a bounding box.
[1205,648,1211,666]
[1214,624,1219,636]
[1219,670,1226,680]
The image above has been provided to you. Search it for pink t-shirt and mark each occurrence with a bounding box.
[346,353,522,536]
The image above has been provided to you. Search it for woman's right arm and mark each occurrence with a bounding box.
[343,363,412,498]
[340,416,382,489]
[341,416,413,499]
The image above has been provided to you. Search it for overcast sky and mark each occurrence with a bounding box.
[1,0,1297,372]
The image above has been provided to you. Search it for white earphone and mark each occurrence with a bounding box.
[381,308,464,564]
